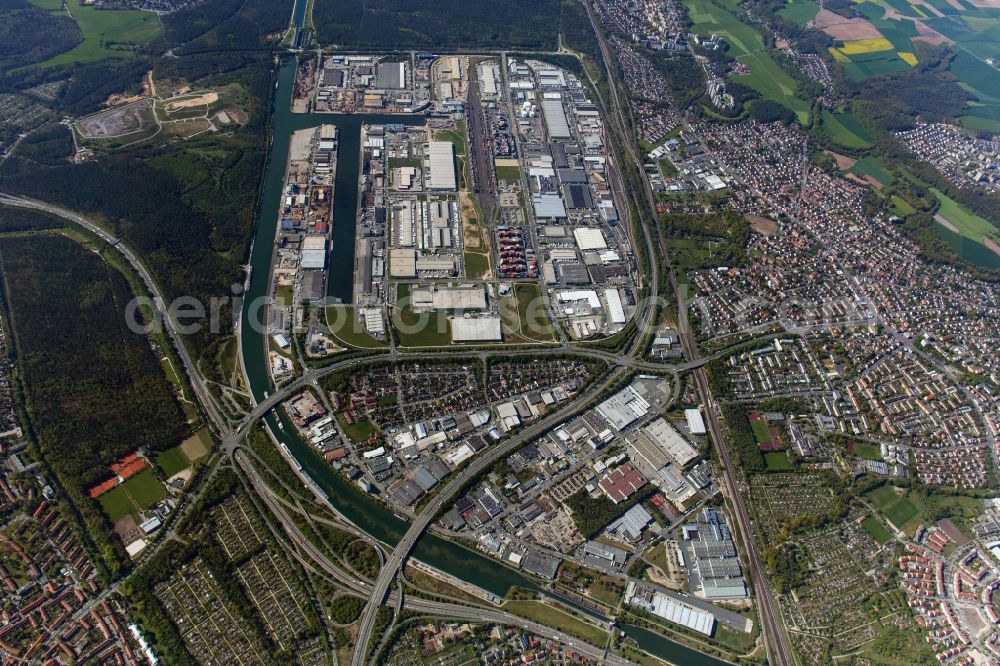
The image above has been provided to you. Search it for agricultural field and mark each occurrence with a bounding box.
[843,156,892,188]
[777,0,821,26]
[820,109,874,148]
[685,0,810,123]
[30,0,162,68]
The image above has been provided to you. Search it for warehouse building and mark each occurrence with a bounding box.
[541,99,571,139]
[301,235,327,270]
[532,192,567,219]
[596,385,651,431]
[411,286,487,311]
[573,227,608,251]
[686,408,707,435]
[376,61,407,89]
[627,583,716,636]
[451,317,503,343]
[640,418,699,466]
[424,141,457,191]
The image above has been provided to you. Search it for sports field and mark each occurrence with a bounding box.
[862,515,893,544]
[763,451,792,470]
[97,468,165,522]
[32,0,162,67]
[156,446,190,478]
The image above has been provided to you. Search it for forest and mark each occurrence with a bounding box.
[0,0,82,72]
[0,232,188,574]
[0,60,274,365]
[312,0,562,50]
[161,0,293,54]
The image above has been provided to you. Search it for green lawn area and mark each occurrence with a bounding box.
[821,110,874,148]
[392,283,452,347]
[862,515,893,544]
[846,156,892,187]
[500,283,556,344]
[495,165,521,182]
[884,498,919,529]
[763,451,792,470]
[865,484,900,510]
[778,0,821,26]
[892,195,916,216]
[749,418,771,444]
[932,187,999,243]
[436,128,467,156]
[464,250,491,279]
[156,445,190,478]
[98,485,134,523]
[33,0,163,68]
[503,600,609,646]
[587,575,625,607]
[387,157,421,170]
[852,441,883,461]
[737,52,812,125]
[126,468,166,507]
[325,305,387,349]
[337,414,377,444]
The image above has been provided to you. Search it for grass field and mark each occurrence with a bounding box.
[98,467,165,522]
[851,441,883,461]
[156,445,190,478]
[684,0,811,122]
[884,498,919,529]
[737,52,812,125]
[846,156,892,187]
[932,188,999,244]
[862,515,893,544]
[325,305,387,349]
[495,165,521,183]
[33,0,162,68]
[777,0,821,26]
[500,283,556,343]
[764,451,792,470]
[865,484,900,509]
[821,110,874,148]
[392,284,452,347]
[503,600,609,646]
[464,250,490,279]
[337,414,377,444]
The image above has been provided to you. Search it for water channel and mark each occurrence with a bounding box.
[237,28,730,665]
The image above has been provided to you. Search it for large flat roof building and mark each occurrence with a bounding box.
[376,61,406,89]
[425,141,457,191]
[451,317,503,343]
[541,99,571,139]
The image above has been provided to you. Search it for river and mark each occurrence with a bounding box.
[237,20,730,664]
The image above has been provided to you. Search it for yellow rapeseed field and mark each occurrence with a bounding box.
[839,37,895,54]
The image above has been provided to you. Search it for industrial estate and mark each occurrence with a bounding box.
[0,0,998,664]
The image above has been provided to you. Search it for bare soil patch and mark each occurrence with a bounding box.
[180,430,210,461]
[746,215,778,235]
[165,91,218,111]
[812,8,884,40]
[934,213,960,233]
[824,150,857,169]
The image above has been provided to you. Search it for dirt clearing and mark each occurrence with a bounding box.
[165,91,218,110]
[812,9,884,40]
[825,150,857,169]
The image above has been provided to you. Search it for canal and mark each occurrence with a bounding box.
[238,33,730,665]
